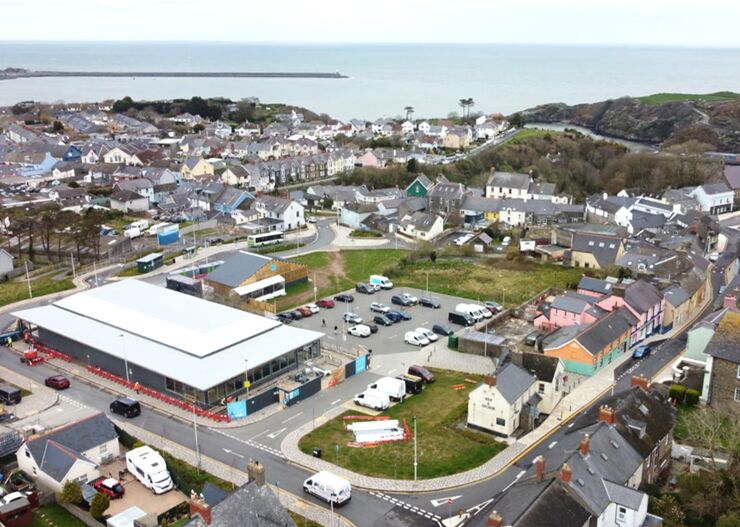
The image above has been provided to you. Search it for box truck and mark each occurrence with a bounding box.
[367,377,406,402]
[126,445,174,494]
[303,471,351,506]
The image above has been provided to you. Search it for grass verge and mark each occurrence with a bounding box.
[29,504,87,527]
[0,276,74,307]
[299,369,505,479]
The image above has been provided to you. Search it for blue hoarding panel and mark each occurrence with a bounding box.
[355,355,367,374]
[227,400,248,420]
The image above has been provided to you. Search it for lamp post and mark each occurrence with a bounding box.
[413,415,418,481]
[244,359,250,398]
[119,334,130,383]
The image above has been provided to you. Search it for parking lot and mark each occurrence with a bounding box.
[289,286,490,356]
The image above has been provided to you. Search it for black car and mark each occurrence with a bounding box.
[289,309,304,320]
[388,310,412,321]
[432,323,453,336]
[334,293,355,303]
[366,324,379,334]
[391,294,412,307]
[276,313,294,324]
[419,297,441,309]
[374,314,393,326]
[355,283,374,294]
[385,311,403,323]
[110,397,141,418]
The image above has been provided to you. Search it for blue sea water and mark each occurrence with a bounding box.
[0,42,739,119]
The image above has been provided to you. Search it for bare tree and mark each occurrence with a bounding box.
[681,407,740,469]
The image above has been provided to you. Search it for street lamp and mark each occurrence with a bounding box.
[119,334,130,383]
[413,415,418,481]
[244,359,250,398]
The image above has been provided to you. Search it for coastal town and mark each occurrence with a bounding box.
[0,92,737,527]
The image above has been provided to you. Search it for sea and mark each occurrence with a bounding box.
[1,42,739,120]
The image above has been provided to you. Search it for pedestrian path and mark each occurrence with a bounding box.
[0,365,58,420]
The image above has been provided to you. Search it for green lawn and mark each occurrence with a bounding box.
[342,249,408,282]
[289,252,331,269]
[350,230,383,238]
[0,275,74,307]
[30,504,87,527]
[638,91,740,104]
[299,369,505,480]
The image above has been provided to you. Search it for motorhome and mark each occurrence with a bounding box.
[367,377,406,402]
[369,275,394,289]
[303,471,351,505]
[125,446,174,494]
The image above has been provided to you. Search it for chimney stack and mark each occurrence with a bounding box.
[488,510,503,527]
[484,375,497,387]
[560,463,572,483]
[535,455,545,482]
[189,490,212,525]
[248,459,265,487]
[598,405,616,425]
[630,374,649,391]
[580,433,590,457]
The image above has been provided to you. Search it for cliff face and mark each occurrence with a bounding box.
[520,97,740,151]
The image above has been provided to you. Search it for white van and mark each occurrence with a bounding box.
[502,236,511,246]
[467,304,493,319]
[124,226,142,239]
[455,303,483,322]
[303,471,351,506]
[367,377,406,402]
[369,275,394,289]
[404,331,430,347]
[414,327,439,342]
[125,445,174,494]
[354,389,390,410]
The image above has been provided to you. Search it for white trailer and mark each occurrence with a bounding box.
[125,445,174,494]
[148,222,173,236]
[128,219,150,231]
[367,377,406,402]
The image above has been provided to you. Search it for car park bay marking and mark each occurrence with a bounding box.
[281,412,303,424]
[369,491,442,522]
[387,368,396,374]
[267,427,287,439]
[331,398,342,405]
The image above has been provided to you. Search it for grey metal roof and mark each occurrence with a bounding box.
[205,251,272,288]
[493,362,536,404]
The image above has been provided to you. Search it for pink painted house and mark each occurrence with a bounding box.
[355,150,384,168]
[576,276,615,298]
[534,292,602,331]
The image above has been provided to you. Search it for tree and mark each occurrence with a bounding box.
[681,407,740,468]
[192,123,205,133]
[38,204,60,262]
[51,120,64,133]
[717,512,740,527]
[58,480,82,505]
[54,210,78,262]
[90,492,110,520]
[510,112,524,128]
[649,494,686,527]
[406,158,419,173]
[321,196,334,210]
[112,96,134,113]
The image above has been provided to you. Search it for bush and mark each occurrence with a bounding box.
[58,480,82,505]
[114,425,137,449]
[669,384,687,403]
[684,389,700,406]
[90,493,110,520]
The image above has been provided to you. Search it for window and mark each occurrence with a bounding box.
[538,383,545,394]
[734,387,740,403]
[616,506,627,522]
[737,364,740,380]
[496,418,506,426]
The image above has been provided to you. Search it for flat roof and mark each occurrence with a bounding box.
[137,252,163,263]
[51,280,280,357]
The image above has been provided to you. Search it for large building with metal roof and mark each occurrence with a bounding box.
[12,280,323,406]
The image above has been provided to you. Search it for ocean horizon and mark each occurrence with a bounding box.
[1,42,739,119]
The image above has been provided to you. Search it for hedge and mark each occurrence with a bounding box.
[684,389,700,406]
[669,384,687,403]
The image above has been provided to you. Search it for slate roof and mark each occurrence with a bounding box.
[111,190,146,202]
[630,210,666,231]
[529,181,556,196]
[205,250,272,288]
[624,280,663,313]
[201,482,229,507]
[577,309,635,356]
[571,233,623,267]
[408,174,433,189]
[704,311,740,363]
[493,362,536,404]
[257,195,293,214]
[428,181,466,200]
[518,352,561,383]
[577,276,614,296]
[25,413,117,483]
[511,483,592,527]
[487,171,531,190]
[699,182,732,195]
[587,194,635,215]
[725,165,740,190]
[662,285,690,307]
[185,481,296,527]
[551,292,595,314]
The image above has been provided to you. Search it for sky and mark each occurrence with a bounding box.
[1,0,740,47]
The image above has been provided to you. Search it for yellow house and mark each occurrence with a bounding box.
[570,233,625,270]
[181,157,214,180]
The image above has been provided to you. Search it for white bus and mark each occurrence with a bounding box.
[247,231,284,248]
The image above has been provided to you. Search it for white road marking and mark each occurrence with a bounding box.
[250,429,269,440]
[331,398,342,405]
[516,470,526,479]
[267,427,287,439]
[223,448,244,459]
[281,412,303,424]
[548,441,558,449]
[430,495,462,507]
[387,368,396,375]
[371,491,442,521]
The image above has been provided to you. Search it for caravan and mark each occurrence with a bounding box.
[125,446,174,494]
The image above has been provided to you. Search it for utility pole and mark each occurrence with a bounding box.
[413,415,418,481]
[70,252,76,278]
[192,397,201,469]
[24,261,32,299]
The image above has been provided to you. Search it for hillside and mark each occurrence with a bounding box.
[519,93,740,151]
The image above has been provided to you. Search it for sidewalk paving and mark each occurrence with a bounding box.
[330,225,391,249]
[0,364,59,420]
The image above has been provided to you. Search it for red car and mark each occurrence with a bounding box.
[44,375,70,390]
[296,306,313,317]
[94,478,125,499]
[316,299,335,309]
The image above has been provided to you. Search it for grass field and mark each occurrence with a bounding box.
[290,251,331,269]
[509,128,566,144]
[299,369,505,479]
[342,249,408,282]
[0,275,74,307]
[29,504,88,527]
[638,91,740,104]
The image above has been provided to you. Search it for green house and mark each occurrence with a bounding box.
[406,174,433,197]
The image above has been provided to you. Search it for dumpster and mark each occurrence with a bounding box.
[448,334,459,349]
[312,448,322,458]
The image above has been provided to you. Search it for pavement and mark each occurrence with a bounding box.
[0,364,59,420]
[329,225,391,249]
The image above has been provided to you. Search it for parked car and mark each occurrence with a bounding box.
[385,311,404,323]
[355,282,374,294]
[432,323,453,336]
[408,365,435,383]
[306,216,318,223]
[343,312,363,324]
[334,294,354,303]
[484,301,503,313]
[404,331,430,347]
[276,313,294,324]
[414,327,439,342]
[289,309,304,320]
[389,310,412,321]
[391,294,413,307]
[632,345,651,359]
[44,375,70,390]
[708,252,719,262]
[366,324,379,334]
[524,331,540,346]
[296,306,313,317]
[370,302,390,313]
[374,314,393,326]
[348,324,371,337]
[400,292,418,304]
[419,297,441,309]
[110,397,141,418]
[448,311,475,326]
[306,303,320,314]
[94,478,125,499]
[316,299,335,308]
[0,491,29,506]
